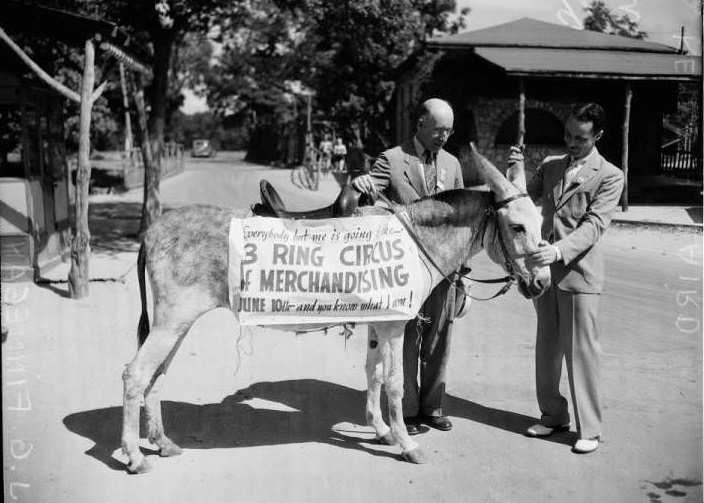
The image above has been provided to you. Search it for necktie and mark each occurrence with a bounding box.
[424,150,436,193]
[563,159,580,188]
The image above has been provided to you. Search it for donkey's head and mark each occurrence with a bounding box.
[460,143,550,299]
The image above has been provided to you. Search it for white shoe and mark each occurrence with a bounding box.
[572,437,600,454]
[526,423,570,437]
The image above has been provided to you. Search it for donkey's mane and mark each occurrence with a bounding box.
[406,189,489,228]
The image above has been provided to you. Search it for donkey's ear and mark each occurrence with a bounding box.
[459,143,491,187]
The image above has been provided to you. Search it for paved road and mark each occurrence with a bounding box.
[3,152,702,503]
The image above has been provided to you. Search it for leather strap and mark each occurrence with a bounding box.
[376,193,517,302]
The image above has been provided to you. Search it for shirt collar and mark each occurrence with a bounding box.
[413,136,432,160]
[570,147,598,167]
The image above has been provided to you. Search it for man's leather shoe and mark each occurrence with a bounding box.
[572,437,600,454]
[526,423,570,437]
[404,417,421,436]
[420,415,453,431]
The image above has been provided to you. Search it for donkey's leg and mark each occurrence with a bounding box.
[122,327,182,474]
[143,331,189,458]
[143,290,224,460]
[383,323,427,464]
[365,325,393,445]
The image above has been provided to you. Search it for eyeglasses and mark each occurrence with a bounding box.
[432,127,454,138]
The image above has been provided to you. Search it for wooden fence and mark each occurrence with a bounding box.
[122,141,184,189]
[661,143,701,178]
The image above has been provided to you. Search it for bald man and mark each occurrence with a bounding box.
[352,98,464,435]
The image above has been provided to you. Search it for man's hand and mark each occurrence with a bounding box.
[459,276,472,295]
[507,145,525,168]
[529,241,560,267]
[351,174,377,196]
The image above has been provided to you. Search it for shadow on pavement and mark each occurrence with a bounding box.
[36,281,71,298]
[63,379,400,471]
[445,394,576,446]
[686,207,702,224]
[87,201,143,255]
[81,200,183,256]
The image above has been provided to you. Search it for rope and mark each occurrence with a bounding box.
[100,42,151,75]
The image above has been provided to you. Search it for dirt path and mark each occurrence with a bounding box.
[3,153,701,503]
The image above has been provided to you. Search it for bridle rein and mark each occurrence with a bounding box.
[378,191,531,302]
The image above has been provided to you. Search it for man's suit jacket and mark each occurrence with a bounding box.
[369,139,463,204]
[526,149,624,294]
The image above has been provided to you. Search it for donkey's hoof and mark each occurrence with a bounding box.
[159,441,183,457]
[127,457,152,474]
[376,432,396,446]
[401,447,427,464]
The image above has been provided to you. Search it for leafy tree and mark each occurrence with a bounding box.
[583,0,647,39]
[82,0,252,233]
[202,0,469,159]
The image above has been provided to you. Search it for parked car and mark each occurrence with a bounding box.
[191,139,216,158]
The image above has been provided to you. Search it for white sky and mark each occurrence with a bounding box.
[458,0,701,53]
[181,0,701,114]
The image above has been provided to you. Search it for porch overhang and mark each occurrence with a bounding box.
[472,47,701,82]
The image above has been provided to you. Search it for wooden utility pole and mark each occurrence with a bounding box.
[620,83,632,211]
[68,38,96,298]
[119,62,134,155]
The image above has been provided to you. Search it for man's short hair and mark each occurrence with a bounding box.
[570,103,606,133]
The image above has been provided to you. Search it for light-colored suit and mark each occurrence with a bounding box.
[526,148,624,439]
[369,140,463,202]
[368,139,463,417]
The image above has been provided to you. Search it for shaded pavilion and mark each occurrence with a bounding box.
[393,18,702,205]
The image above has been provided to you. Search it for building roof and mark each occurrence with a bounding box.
[476,47,701,80]
[428,17,679,53]
[427,18,700,81]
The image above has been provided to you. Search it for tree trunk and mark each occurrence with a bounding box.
[130,72,160,236]
[68,38,95,299]
[137,30,173,234]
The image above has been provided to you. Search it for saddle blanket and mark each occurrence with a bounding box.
[228,215,424,325]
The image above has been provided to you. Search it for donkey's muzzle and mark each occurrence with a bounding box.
[519,268,551,299]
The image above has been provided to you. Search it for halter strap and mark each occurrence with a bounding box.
[493,192,529,209]
[376,192,518,303]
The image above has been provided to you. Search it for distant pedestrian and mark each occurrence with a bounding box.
[332,137,347,172]
[509,102,624,454]
[319,134,333,171]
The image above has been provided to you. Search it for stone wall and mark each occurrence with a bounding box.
[468,97,571,171]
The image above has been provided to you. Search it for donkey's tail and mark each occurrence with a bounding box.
[137,241,150,347]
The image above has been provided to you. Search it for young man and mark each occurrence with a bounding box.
[352,98,464,435]
[509,103,624,454]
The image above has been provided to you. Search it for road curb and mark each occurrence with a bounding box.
[612,219,703,233]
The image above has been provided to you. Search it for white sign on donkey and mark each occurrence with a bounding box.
[228,215,424,325]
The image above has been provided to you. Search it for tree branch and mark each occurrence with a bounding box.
[91,80,109,103]
[0,26,81,103]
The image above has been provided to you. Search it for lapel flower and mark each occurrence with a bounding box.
[437,166,447,192]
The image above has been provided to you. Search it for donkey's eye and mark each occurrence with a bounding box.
[510,224,526,233]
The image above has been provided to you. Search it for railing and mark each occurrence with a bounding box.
[122,142,185,189]
[661,142,701,178]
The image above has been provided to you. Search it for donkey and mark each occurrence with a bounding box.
[120,145,551,473]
